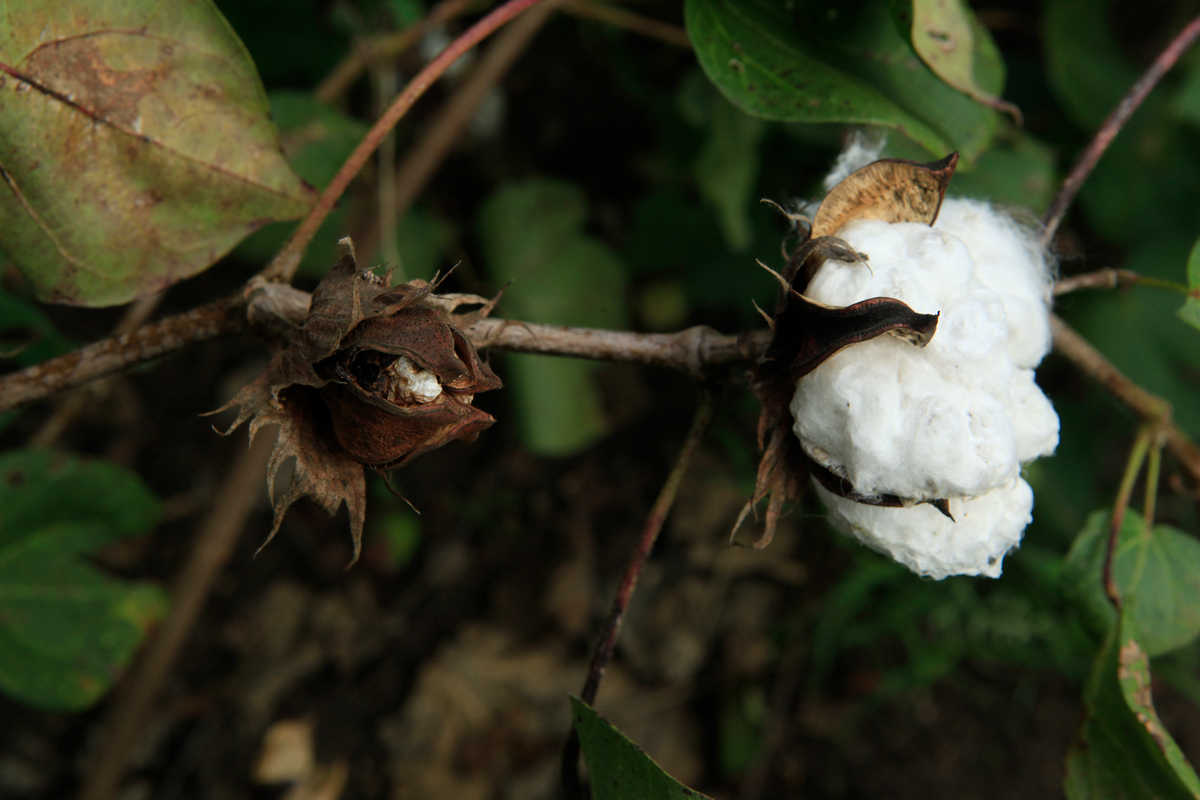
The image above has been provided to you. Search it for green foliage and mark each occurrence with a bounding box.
[808,545,1095,700]
[0,0,312,306]
[685,0,1002,162]
[571,697,712,800]
[1062,509,1200,658]
[1065,603,1200,799]
[0,450,167,710]
[478,178,629,455]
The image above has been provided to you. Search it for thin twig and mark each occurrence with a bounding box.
[0,296,245,415]
[562,0,692,48]
[1050,314,1200,486]
[262,0,552,284]
[355,0,562,262]
[1041,13,1200,246]
[76,432,274,800]
[1103,428,1151,607]
[1053,268,1190,296]
[1143,432,1164,536]
[562,391,716,798]
[312,0,481,104]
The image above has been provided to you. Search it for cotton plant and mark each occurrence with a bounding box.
[743,149,1058,579]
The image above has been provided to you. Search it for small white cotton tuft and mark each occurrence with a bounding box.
[822,131,887,193]
[791,198,1059,579]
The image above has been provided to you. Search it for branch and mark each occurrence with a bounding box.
[0,283,766,414]
[1050,314,1200,485]
[312,0,480,104]
[1041,13,1200,246]
[561,0,692,48]
[0,296,245,415]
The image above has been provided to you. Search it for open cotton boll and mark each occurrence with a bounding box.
[791,198,1059,578]
[812,478,1034,580]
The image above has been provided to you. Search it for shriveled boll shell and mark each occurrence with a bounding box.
[791,199,1059,578]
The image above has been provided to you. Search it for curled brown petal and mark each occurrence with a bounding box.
[321,387,496,469]
[807,454,955,520]
[768,293,939,380]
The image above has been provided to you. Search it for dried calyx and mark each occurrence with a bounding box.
[216,238,501,563]
[743,153,1059,579]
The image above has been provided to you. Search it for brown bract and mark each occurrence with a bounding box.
[737,154,958,548]
[215,239,501,563]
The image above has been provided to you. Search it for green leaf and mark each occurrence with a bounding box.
[571,697,712,800]
[1064,603,1200,800]
[1061,509,1200,658]
[685,0,1000,163]
[1179,236,1200,333]
[0,0,314,306]
[0,450,167,710]
[478,178,628,456]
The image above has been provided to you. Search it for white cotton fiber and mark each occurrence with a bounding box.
[812,478,1034,580]
[791,199,1059,578]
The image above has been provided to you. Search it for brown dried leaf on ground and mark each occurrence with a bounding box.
[215,238,502,563]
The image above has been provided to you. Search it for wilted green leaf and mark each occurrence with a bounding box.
[0,0,314,306]
[685,0,1001,162]
[571,697,712,800]
[1061,509,1200,658]
[1064,603,1200,799]
[0,450,167,710]
[1179,236,1200,333]
[479,178,628,455]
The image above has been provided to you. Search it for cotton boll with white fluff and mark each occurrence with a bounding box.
[791,198,1059,578]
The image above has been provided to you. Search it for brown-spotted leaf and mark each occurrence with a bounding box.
[810,153,958,239]
[0,1,313,306]
[904,0,1021,121]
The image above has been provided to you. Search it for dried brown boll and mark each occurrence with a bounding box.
[216,238,502,563]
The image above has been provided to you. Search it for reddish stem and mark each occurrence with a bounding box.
[1041,14,1200,246]
[562,391,715,798]
[261,0,551,282]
